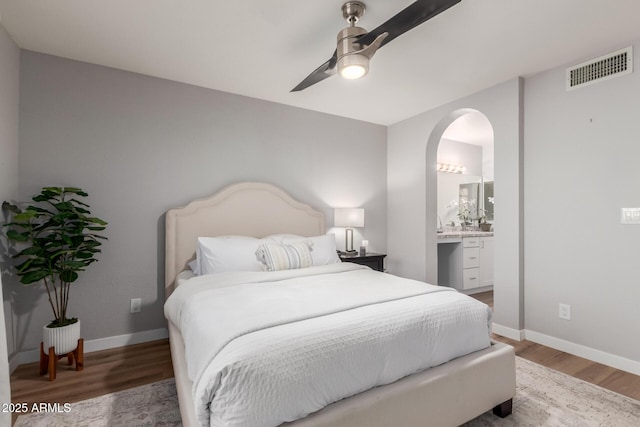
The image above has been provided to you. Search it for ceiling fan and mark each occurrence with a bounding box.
[291,0,462,92]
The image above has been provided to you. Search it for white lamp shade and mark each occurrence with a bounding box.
[334,208,364,228]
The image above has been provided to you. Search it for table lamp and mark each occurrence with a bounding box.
[334,208,364,254]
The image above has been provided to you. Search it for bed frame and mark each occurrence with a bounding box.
[165,182,516,427]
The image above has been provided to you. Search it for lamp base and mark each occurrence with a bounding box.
[345,228,356,253]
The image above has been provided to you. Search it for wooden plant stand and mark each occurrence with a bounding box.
[39,338,84,381]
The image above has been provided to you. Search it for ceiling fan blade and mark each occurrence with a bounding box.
[357,0,461,48]
[291,50,338,92]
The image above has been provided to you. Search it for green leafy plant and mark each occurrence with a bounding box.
[3,187,107,328]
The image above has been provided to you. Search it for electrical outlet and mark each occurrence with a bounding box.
[130,298,142,313]
[559,303,571,320]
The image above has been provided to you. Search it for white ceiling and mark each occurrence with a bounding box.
[442,111,493,148]
[1,0,640,127]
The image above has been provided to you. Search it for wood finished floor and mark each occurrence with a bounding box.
[9,291,640,426]
[10,339,173,425]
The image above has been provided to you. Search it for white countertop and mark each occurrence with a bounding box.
[437,231,493,243]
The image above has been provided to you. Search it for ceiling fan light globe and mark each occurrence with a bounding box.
[338,54,369,79]
[341,64,367,79]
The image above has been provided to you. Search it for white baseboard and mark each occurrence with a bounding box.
[492,323,525,341]
[489,325,640,376]
[525,330,640,376]
[9,328,168,374]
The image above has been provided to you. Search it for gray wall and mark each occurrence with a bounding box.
[15,51,387,353]
[387,79,524,332]
[524,40,640,363]
[438,138,483,177]
[0,21,19,426]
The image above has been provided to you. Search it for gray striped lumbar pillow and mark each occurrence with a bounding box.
[255,241,313,271]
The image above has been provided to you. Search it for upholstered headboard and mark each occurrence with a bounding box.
[165,182,326,296]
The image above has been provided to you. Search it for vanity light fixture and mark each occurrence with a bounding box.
[334,208,364,254]
[437,162,465,174]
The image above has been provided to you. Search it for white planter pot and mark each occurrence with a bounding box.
[43,319,81,356]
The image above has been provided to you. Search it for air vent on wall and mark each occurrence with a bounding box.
[566,46,633,91]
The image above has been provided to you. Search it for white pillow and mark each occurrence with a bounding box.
[282,234,340,266]
[264,234,304,244]
[187,259,198,274]
[196,236,265,275]
[255,241,313,271]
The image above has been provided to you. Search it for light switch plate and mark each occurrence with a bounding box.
[621,208,640,224]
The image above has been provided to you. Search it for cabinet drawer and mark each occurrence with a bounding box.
[463,238,480,248]
[463,247,480,268]
[463,267,481,290]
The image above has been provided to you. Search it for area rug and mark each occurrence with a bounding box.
[15,357,640,426]
[13,378,181,427]
[464,357,640,426]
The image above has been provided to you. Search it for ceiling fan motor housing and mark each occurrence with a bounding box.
[338,1,368,69]
[337,26,369,78]
[337,26,366,59]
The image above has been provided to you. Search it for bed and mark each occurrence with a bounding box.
[164,182,516,427]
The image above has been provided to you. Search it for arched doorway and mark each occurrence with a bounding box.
[425,108,493,283]
[425,108,487,284]
[435,111,494,294]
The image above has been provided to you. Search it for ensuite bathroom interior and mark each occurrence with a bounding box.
[437,112,494,295]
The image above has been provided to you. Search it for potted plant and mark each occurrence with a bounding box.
[3,187,107,357]
[458,203,472,231]
[478,209,492,232]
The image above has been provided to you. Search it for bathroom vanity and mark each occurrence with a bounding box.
[437,232,493,293]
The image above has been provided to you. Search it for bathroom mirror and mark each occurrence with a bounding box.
[437,173,482,227]
[459,182,480,222]
[483,181,494,222]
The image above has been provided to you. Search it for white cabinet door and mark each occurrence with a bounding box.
[479,236,494,287]
[463,267,481,290]
[463,247,480,268]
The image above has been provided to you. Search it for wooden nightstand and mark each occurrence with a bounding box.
[339,253,386,272]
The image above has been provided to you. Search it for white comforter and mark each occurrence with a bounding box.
[164,263,492,427]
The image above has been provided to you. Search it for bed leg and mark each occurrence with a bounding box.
[492,398,512,418]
